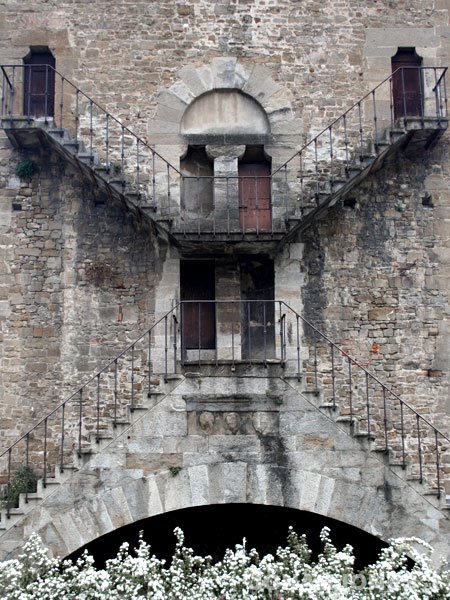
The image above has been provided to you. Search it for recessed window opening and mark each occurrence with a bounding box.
[180,146,214,221]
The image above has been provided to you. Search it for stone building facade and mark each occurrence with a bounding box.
[0,0,450,566]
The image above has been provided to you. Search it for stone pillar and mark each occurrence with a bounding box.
[206,144,245,233]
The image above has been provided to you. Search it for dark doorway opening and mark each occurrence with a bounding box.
[240,256,275,360]
[68,504,387,572]
[180,146,214,222]
[180,260,216,357]
[23,47,55,118]
[239,146,272,232]
[391,48,423,120]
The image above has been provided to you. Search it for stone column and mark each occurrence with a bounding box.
[206,144,245,233]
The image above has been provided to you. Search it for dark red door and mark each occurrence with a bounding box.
[391,49,423,120]
[23,51,55,118]
[181,260,216,351]
[239,163,271,232]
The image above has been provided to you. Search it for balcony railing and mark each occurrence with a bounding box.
[1,65,447,238]
[1,300,449,518]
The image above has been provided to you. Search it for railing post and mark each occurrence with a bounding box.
[43,417,48,489]
[400,399,406,469]
[330,343,336,409]
[44,64,49,122]
[96,373,101,442]
[59,76,64,130]
[296,314,301,381]
[372,90,378,150]
[435,429,441,499]
[6,448,11,519]
[78,388,83,458]
[365,372,371,439]
[164,315,169,380]
[131,344,135,412]
[401,68,407,119]
[348,356,353,422]
[113,359,118,426]
[25,434,30,503]
[382,386,388,452]
[173,314,178,374]
[416,414,423,484]
[60,402,65,473]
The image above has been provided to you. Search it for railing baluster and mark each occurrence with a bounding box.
[25,434,30,503]
[247,300,252,362]
[400,399,406,469]
[416,415,423,484]
[365,372,371,439]
[167,163,171,217]
[401,68,407,119]
[75,89,79,144]
[389,76,394,132]
[121,126,125,182]
[164,315,169,379]
[343,114,349,170]
[152,152,156,208]
[328,126,334,191]
[372,90,378,150]
[435,429,441,499]
[60,402,65,473]
[105,113,110,171]
[131,344,135,412]
[263,301,267,367]
[136,139,140,195]
[314,138,319,204]
[313,328,318,390]
[44,65,49,121]
[357,101,363,160]
[78,389,83,458]
[6,448,11,518]
[348,356,353,423]
[173,314,178,374]
[43,418,48,488]
[284,165,288,221]
[89,99,94,161]
[59,76,64,129]
[296,314,301,381]
[330,343,336,409]
[113,359,118,426]
[382,386,388,452]
[96,373,101,442]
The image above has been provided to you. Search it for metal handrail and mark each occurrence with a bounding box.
[1,299,448,518]
[272,66,448,176]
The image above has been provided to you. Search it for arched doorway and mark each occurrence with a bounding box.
[67,504,386,570]
[23,46,55,118]
[391,48,423,120]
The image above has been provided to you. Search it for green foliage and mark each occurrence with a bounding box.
[169,466,182,477]
[0,466,38,509]
[14,159,39,181]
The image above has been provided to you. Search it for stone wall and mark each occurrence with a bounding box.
[0,137,160,448]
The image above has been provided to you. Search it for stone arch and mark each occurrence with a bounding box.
[148,58,300,145]
[180,89,270,137]
[8,461,449,564]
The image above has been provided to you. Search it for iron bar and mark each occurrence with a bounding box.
[247,301,252,363]
[96,373,100,442]
[329,126,334,191]
[6,448,11,518]
[105,113,110,171]
[383,386,388,452]
[357,101,363,161]
[435,429,441,499]
[136,139,140,195]
[365,372,371,439]
[400,399,406,469]
[372,90,378,150]
[389,77,394,133]
[25,434,30,504]
[44,65,49,121]
[313,328,318,390]
[263,302,267,367]
[167,163,171,216]
[60,402,65,473]
[121,126,125,181]
[59,76,64,129]
[173,314,178,373]
[255,175,259,237]
[348,356,353,422]
[89,99,94,161]
[75,89,79,143]
[296,315,301,381]
[131,344,135,412]
[343,114,349,170]
[164,315,168,379]
[434,68,440,120]
[331,343,336,409]
[43,418,48,488]
[401,68,407,119]
[284,165,288,221]
[416,414,423,484]
[78,389,83,458]
[113,359,118,426]
[314,138,319,203]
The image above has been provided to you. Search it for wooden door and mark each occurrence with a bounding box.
[391,49,423,120]
[23,51,55,118]
[239,163,271,232]
[181,261,216,351]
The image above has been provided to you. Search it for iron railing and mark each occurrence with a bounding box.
[0,300,449,518]
[0,65,448,237]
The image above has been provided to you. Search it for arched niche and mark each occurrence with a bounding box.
[180,89,270,140]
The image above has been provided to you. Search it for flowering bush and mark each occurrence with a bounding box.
[0,527,449,599]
